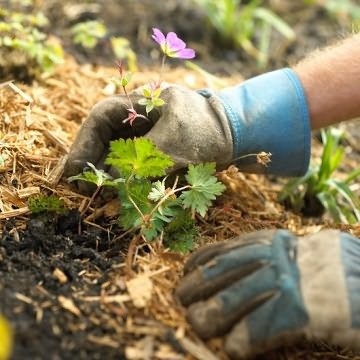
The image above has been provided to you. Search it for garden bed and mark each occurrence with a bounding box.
[1,1,360,359]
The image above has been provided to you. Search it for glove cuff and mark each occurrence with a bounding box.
[218,68,311,176]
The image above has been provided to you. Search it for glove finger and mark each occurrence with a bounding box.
[176,242,272,306]
[64,96,159,179]
[185,265,277,339]
[225,290,307,359]
[183,230,277,274]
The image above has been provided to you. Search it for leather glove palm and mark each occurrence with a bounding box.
[64,85,233,189]
[176,229,360,358]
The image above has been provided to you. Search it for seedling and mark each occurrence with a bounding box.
[0,8,63,74]
[193,0,295,67]
[279,128,360,224]
[28,194,66,214]
[111,28,196,128]
[71,20,107,49]
[69,138,225,252]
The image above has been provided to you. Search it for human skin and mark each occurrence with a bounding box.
[293,33,360,130]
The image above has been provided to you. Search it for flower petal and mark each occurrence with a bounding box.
[166,32,186,51]
[175,48,196,59]
[152,28,166,45]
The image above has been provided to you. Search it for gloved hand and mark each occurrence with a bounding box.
[64,69,311,189]
[176,229,360,359]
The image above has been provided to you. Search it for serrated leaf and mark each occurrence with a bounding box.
[117,179,153,230]
[106,138,174,178]
[164,209,198,253]
[148,179,167,202]
[180,163,226,217]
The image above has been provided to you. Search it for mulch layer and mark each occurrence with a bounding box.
[0,55,360,359]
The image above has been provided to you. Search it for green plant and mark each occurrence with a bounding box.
[0,8,63,73]
[28,194,66,214]
[279,128,360,224]
[110,37,138,72]
[193,0,295,67]
[70,21,138,72]
[69,138,226,252]
[71,20,107,49]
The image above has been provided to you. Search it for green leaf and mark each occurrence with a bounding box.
[318,128,344,182]
[28,194,66,214]
[121,73,132,87]
[106,138,174,178]
[148,179,167,202]
[142,203,178,241]
[138,98,149,106]
[117,179,153,230]
[317,191,347,223]
[326,179,360,222]
[146,103,154,114]
[143,87,152,98]
[344,167,360,184]
[152,98,165,107]
[67,162,116,187]
[164,209,198,253]
[181,163,226,217]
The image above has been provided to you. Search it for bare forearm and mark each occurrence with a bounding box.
[293,34,360,130]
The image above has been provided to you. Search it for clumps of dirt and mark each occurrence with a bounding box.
[0,211,131,359]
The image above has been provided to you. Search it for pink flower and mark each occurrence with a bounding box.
[123,108,148,126]
[152,28,195,59]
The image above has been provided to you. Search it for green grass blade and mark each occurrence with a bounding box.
[253,7,296,40]
[326,179,360,221]
[344,167,360,184]
[317,191,347,223]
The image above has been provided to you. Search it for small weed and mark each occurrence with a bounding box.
[28,194,66,214]
[279,128,360,224]
[69,138,225,252]
[0,8,63,74]
[192,0,295,67]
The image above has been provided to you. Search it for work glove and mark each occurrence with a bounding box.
[64,69,311,188]
[176,229,360,359]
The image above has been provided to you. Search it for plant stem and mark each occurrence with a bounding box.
[157,54,167,86]
[125,174,146,221]
[81,185,101,217]
[122,84,134,110]
[149,182,191,218]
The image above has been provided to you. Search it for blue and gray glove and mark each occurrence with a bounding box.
[64,69,311,189]
[176,229,360,358]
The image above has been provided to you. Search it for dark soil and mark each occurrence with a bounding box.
[1,212,130,359]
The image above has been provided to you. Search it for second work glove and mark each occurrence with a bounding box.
[65,69,311,185]
[176,229,360,359]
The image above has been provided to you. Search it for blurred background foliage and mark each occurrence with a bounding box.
[0,0,359,81]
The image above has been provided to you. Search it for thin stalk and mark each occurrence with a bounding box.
[157,54,167,86]
[122,84,134,110]
[81,185,101,217]
[149,183,191,219]
[125,174,146,221]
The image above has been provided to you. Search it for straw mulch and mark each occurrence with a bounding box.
[1,55,360,359]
